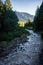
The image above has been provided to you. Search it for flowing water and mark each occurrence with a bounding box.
[0,30,42,65]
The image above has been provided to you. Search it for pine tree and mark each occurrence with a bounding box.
[0,0,4,16]
[33,2,43,32]
[0,0,5,31]
[33,7,39,31]
[5,0,12,10]
[0,0,19,32]
[37,2,43,31]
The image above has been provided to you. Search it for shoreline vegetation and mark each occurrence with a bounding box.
[0,0,31,58]
[0,27,29,41]
[0,0,32,58]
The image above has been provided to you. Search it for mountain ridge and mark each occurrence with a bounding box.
[15,11,34,22]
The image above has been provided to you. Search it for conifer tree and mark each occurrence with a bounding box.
[0,0,5,31]
[5,0,12,10]
[33,2,43,31]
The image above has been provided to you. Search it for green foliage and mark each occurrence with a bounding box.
[0,0,4,16]
[0,32,13,41]
[0,0,5,17]
[0,0,6,31]
[33,7,39,31]
[33,2,43,32]
[0,26,29,41]
[3,10,19,32]
[14,26,29,37]
[25,19,33,29]
[0,0,29,41]
[0,0,19,32]
[5,0,12,10]
[0,0,19,41]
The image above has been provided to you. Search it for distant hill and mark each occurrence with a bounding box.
[15,11,34,22]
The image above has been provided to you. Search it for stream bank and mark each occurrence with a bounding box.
[0,30,42,65]
[0,34,28,58]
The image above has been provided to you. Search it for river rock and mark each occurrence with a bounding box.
[0,34,28,58]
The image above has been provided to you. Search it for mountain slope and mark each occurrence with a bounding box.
[15,11,34,22]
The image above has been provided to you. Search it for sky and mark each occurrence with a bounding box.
[6,0,43,15]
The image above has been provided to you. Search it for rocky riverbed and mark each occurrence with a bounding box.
[0,30,42,65]
[0,34,28,57]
